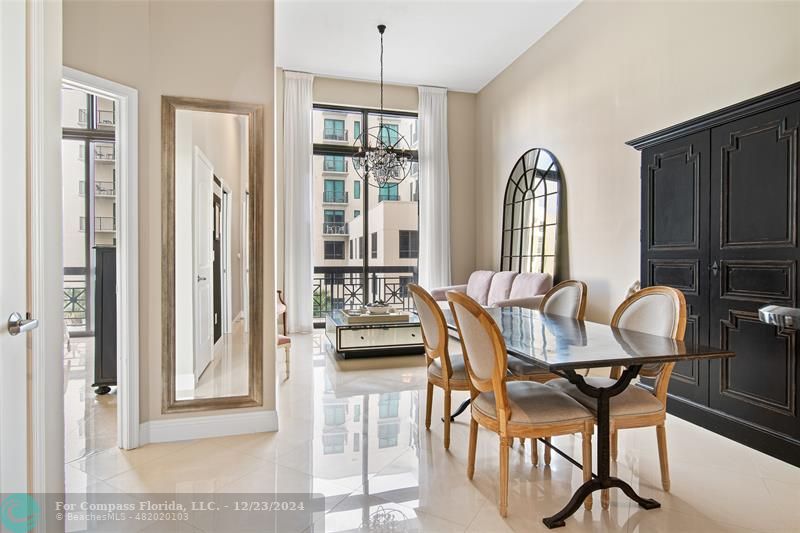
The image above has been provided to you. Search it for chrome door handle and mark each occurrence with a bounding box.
[197,275,207,282]
[8,312,39,336]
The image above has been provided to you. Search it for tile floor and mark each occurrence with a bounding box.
[66,332,800,532]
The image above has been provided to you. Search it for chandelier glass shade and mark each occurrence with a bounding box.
[352,24,413,188]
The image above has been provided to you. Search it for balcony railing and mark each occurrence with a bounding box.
[322,191,348,203]
[80,181,116,197]
[80,216,116,232]
[323,160,349,173]
[313,266,418,321]
[322,222,347,235]
[323,128,348,141]
[64,280,87,332]
[378,194,400,202]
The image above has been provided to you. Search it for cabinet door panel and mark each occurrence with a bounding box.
[641,132,710,404]
[709,101,800,439]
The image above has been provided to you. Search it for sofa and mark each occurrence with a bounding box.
[429,270,553,309]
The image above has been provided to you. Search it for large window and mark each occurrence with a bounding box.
[61,86,118,335]
[399,230,419,259]
[324,241,345,260]
[313,105,418,322]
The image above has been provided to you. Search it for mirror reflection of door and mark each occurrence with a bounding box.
[193,147,214,382]
[174,109,251,401]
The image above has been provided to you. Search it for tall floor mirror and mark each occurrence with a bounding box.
[162,96,264,413]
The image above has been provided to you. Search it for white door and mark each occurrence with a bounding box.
[0,0,33,493]
[193,147,214,381]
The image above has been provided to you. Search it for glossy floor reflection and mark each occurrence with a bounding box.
[69,332,800,532]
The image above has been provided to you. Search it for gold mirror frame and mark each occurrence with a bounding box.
[161,96,264,413]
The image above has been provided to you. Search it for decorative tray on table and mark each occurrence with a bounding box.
[341,309,411,324]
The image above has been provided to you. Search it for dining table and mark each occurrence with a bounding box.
[440,306,734,529]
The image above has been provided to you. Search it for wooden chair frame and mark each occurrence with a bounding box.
[446,290,594,517]
[409,284,470,450]
[604,286,686,502]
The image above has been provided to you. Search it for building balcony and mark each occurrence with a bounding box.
[323,128,348,142]
[378,194,400,202]
[322,222,348,236]
[323,191,349,204]
[79,181,116,197]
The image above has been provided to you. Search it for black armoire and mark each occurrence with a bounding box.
[628,82,800,466]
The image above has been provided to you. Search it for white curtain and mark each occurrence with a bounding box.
[283,71,314,332]
[417,86,451,289]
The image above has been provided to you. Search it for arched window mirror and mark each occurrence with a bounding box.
[500,148,564,277]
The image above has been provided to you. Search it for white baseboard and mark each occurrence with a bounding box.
[140,410,278,445]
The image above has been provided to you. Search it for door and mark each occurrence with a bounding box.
[0,0,31,492]
[242,192,249,332]
[641,131,711,404]
[709,102,800,440]
[193,147,214,380]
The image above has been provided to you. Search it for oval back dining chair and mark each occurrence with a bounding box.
[549,285,686,507]
[508,279,589,462]
[409,284,470,450]
[447,290,595,517]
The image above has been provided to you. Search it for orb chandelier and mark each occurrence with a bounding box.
[352,24,413,188]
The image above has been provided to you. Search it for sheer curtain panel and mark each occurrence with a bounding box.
[417,86,451,289]
[283,71,314,332]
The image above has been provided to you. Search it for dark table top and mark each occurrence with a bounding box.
[441,306,733,371]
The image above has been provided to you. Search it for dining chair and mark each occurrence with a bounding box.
[447,290,595,516]
[508,280,588,463]
[548,285,686,507]
[409,283,470,450]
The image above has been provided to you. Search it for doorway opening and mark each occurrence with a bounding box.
[61,68,139,479]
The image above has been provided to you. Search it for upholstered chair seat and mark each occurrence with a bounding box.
[473,381,593,427]
[548,377,665,417]
[428,348,469,384]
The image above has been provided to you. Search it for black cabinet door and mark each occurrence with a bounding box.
[641,131,710,404]
[709,102,800,440]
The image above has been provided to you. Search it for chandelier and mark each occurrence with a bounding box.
[352,24,413,188]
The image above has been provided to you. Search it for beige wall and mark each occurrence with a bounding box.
[276,71,477,287]
[63,0,276,422]
[475,0,800,323]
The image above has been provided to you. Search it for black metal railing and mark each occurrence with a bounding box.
[378,194,400,202]
[323,128,348,141]
[313,266,418,320]
[322,222,347,235]
[64,282,87,331]
[323,159,349,172]
[322,191,348,203]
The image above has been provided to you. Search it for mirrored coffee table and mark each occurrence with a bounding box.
[325,310,424,358]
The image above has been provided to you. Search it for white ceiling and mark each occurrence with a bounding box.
[276,1,581,93]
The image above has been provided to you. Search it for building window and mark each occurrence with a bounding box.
[378,423,400,449]
[371,232,378,259]
[323,155,347,172]
[378,183,399,202]
[324,241,345,260]
[399,230,419,259]
[378,392,400,419]
[353,180,361,200]
[323,118,346,141]
[359,236,364,259]
[379,124,399,145]
[353,434,360,452]
[354,404,361,422]
[353,209,360,218]
[349,240,353,260]
[354,120,361,141]
[324,405,346,426]
[323,179,346,203]
[323,209,345,235]
[322,434,346,455]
